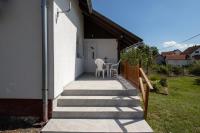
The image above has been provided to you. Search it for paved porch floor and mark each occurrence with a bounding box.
[64,73,137,91]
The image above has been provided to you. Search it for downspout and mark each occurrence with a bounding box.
[41,0,48,122]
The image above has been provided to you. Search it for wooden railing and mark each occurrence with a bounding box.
[139,68,153,119]
[120,61,153,119]
[120,61,139,88]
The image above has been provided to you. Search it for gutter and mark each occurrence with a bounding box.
[41,0,48,122]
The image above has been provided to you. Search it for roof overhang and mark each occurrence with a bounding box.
[79,0,92,14]
[86,0,93,13]
[79,0,143,46]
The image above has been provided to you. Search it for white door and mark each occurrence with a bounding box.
[84,42,97,72]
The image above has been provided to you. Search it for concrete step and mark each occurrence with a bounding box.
[41,119,153,133]
[61,89,138,96]
[57,96,140,107]
[52,106,143,119]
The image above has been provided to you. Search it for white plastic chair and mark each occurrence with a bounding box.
[110,60,121,78]
[95,59,105,78]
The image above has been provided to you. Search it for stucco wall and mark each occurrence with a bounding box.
[191,48,200,57]
[166,60,189,66]
[53,0,84,98]
[0,0,42,99]
[84,39,118,73]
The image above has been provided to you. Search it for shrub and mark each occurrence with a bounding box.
[172,66,183,75]
[152,81,162,93]
[159,78,168,87]
[157,65,169,75]
[189,61,200,76]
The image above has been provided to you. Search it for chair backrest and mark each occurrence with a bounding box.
[95,58,105,71]
[117,59,121,65]
[111,60,121,69]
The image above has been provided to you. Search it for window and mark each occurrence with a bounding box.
[195,51,199,54]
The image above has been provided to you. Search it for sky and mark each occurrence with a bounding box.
[92,0,200,52]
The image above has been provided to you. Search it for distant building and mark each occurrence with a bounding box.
[183,45,200,61]
[160,46,200,66]
[155,54,165,65]
[165,54,190,66]
[161,49,182,56]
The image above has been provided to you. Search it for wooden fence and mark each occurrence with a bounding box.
[120,61,139,88]
[120,61,153,119]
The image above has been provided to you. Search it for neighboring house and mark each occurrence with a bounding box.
[160,49,185,66]
[0,0,142,120]
[165,54,190,66]
[155,54,165,65]
[183,45,200,61]
[161,49,182,56]
[160,46,200,66]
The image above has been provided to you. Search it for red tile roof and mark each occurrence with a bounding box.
[161,49,181,56]
[165,54,187,60]
[161,51,175,56]
[183,45,200,55]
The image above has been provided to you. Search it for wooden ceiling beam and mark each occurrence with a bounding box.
[86,17,121,38]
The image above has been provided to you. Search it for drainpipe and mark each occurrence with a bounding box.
[41,0,48,122]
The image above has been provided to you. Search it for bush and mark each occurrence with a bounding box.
[159,78,168,87]
[189,61,200,76]
[157,65,169,75]
[172,66,183,75]
[152,81,162,93]
[150,76,168,94]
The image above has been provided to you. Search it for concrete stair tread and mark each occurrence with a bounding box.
[63,80,137,90]
[58,95,140,100]
[61,89,138,96]
[57,95,140,107]
[52,106,143,119]
[53,106,143,112]
[42,119,153,133]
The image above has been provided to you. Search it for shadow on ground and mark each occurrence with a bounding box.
[0,116,41,132]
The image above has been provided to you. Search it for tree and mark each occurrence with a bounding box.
[150,46,159,57]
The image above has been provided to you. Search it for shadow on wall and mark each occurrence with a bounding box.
[55,0,79,28]
[54,0,84,78]
[0,0,11,20]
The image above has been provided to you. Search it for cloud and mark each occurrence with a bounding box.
[161,40,199,51]
[163,41,177,47]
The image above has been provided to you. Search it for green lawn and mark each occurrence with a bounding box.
[147,76,200,133]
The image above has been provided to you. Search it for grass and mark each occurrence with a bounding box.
[147,76,200,133]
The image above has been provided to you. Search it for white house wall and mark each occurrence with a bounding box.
[166,60,189,66]
[0,0,42,99]
[190,48,200,58]
[53,0,84,98]
[84,39,118,73]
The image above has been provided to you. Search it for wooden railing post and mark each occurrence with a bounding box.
[121,62,153,120]
[139,68,153,119]
[136,65,140,88]
[125,61,128,79]
[139,59,142,68]
[144,85,150,119]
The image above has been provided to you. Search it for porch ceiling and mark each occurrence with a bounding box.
[79,0,143,48]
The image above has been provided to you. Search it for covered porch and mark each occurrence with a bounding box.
[75,7,143,77]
